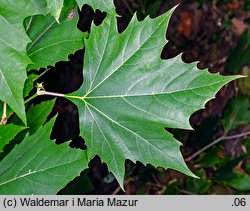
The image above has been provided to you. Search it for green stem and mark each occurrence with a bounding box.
[24,93,37,104]
[34,68,51,82]
[185,130,250,162]
[122,0,134,15]
[65,95,85,101]
[2,88,85,124]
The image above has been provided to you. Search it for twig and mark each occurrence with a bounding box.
[111,179,133,195]
[37,90,65,98]
[179,189,195,195]
[122,0,134,15]
[36,83,65,98]
[185,131,250,162]
[111,185,122,195]
[34,68,51,81]
[0,102,7,125]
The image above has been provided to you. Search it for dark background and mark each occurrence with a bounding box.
[39,0,250,194]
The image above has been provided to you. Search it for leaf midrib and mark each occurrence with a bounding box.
[84,78,231,99]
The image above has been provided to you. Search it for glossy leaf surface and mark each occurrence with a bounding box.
[68,10,239,186]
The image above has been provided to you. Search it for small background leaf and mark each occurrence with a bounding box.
[225,30,250,74]
[222,95,250,131]
[215,156,250,191]
[0,0,47,123]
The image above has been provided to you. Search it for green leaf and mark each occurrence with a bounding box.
[0,117,88,194]
[0,0,47,124]
[67,10,239,186]
[223,96,250,131]
[26,0,85,71]
[45,0,64,22]
[215,157,250,191]
[199,147,225,168]
[163,180,180,194]
[76,0,116,15]
[225,30,250,74]
[0,124,25,153]
[0,16,30,124]
[185,170,212,194]
[186,178,212,194]
[26,100,55,135]
[245,163,250,174]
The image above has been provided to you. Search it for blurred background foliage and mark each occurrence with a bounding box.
[22,0,250,194]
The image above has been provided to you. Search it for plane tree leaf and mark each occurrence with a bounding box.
[0,118,88,194]
[26,0,85,71]
[67,10,239,186]
[223,96,250,131]
[215,157,250,191]
[0,0,47,124]
[76,0,116,15]
[0,16,31,124]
